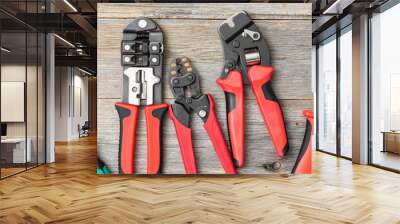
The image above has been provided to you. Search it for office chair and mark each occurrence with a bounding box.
[79,121,90,138]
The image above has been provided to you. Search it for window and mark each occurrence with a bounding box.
[339,27,352,158]
[316,24,353,159]
[370,3,400,171]
[317,35,337,154]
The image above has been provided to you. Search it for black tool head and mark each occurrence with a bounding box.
[124,17,159,33]
[168,57,211,123]
[121,17,164,105]
[169,57,201,100]
[218,11,271,84]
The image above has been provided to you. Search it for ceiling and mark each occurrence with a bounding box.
[311,0,390,43]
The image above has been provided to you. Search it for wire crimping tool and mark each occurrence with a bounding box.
[168,57,237,174]
[292,110,314,174]
[115,17,168,174]
[216,11,289,167]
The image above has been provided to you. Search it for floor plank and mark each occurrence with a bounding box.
[0,135,399,223]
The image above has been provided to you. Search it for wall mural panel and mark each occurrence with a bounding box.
[97,3,313,175]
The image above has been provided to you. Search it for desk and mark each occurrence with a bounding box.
[382,131,400,154]
[1,138,31,163]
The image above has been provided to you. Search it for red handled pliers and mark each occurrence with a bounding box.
[216,11,289,167]
[168,57,237,174]
[292,110,314,174]
[115,17,167,174]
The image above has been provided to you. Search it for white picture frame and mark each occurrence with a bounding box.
[1,81,25,122]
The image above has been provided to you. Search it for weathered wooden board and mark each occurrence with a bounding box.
[97,3,312,174]
[98,98,312,174]
[98,19,311,100]
[97,3,311,20]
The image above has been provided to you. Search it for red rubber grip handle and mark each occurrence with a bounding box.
[216,70,245,167]
[168,106,197,174]
[292,110,314,174]
[203,94,237,174]
[115,102,139,174]
[145,104,168,174]
[248,65,289,158]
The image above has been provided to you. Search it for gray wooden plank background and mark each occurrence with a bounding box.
[97,3,312,174]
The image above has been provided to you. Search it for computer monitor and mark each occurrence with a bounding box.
[1,123,7,137]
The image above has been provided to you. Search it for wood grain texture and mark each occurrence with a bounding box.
[2,136,400,223]
[97,3,311,20]
[98,99,312,174]
[98,19,311,100]
[97,3,312,174]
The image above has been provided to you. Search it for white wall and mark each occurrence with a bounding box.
[1,64,26,82]
[1,65,33,138]
[1,63,46,163]
[71,72,89,138]
[54,67,89,141]
[55,66,69,141]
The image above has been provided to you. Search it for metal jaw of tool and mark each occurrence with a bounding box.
[218,11,270,84]
[169,57,210,124]
[168,57,236,174]
[121,17,164,105]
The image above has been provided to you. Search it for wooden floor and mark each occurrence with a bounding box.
[1,167,26,178]
[1,163,43,178]
[0,136,399,223]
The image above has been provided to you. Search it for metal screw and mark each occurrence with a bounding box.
[263,161,281,171]
[132,87,137,92]
[124,56,130,62]
[138,19,147,28]
[151,45,158,51]
[124,45,130,51]
[242,29,261,41]
[271,161,281,170]
[252,32,260,40]
[198,110,207,118]
[151,57,158,63]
